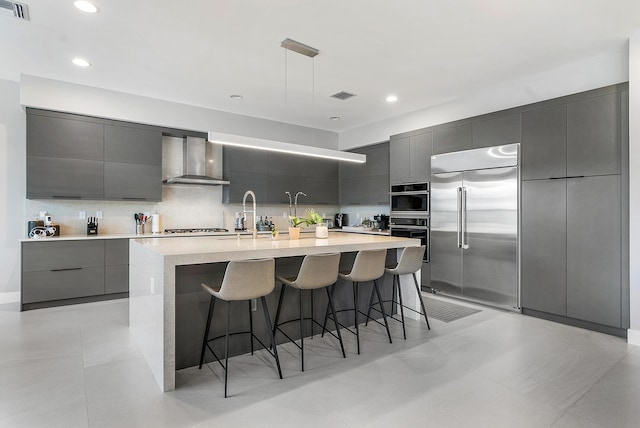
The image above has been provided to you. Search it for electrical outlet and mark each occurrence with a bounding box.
[283,212,287,218]
[79,211,86,220]
[96,211,103,219]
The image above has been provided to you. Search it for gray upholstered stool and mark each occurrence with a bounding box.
[198,258,282,398]
[322,249,392,354]
[366,245,430,339]
[272,253,345,371]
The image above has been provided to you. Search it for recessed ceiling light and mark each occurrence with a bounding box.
[386,95,398,103]
[230,94,243,100]
[329,116,341,120]
[72,57,91,67]
[73,1,99,13]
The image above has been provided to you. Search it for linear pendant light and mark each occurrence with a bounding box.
[207,131,366,163]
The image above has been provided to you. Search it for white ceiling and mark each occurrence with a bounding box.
[2,0,639,133]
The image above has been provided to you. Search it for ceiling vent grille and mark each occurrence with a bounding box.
[0,0,29,20]
[330,91,356,101]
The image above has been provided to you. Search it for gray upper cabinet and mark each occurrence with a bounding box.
[268,152,307,176]
[390,134,430,184]
[306,157,339,179]
[472,114,520,148]
[306,178,338,205]
[27,113,104,160]
[389,136,410,184]
[27,156,104,199]
[432,124,472,155]
[224,146,268,174]
[340,142,389,204]
[521,179,567,316]
[267,174,306,204]
[104,125,162,165]
[223,170,269,204]
[26,109,163,201]
[567,93,621,177]
[566,175,621,327]
[521,105,567,180]
[104,162,162,201]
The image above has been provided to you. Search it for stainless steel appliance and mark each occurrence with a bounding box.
[390,182,429,215]
[373,214,389,230]
[389,216,429,262]
[430,143,520,312]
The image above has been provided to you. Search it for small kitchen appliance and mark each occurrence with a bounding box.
[334,213,349,229]
[373,214,390,230]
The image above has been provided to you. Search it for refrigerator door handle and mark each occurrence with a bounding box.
[461,186,469,249]
[457,186,463,248]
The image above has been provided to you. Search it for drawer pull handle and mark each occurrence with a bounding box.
[50,267,83,272]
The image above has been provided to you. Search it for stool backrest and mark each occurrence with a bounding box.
[218,258,275,301]
[348,249,387,282]
[294,253,341,289]
[394,245,426,275]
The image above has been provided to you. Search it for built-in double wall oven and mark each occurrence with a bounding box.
[389,182,430,263]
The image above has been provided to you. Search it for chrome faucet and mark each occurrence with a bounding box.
[285,191,292,217]
[294,191,307,217]
[242,190,257,239]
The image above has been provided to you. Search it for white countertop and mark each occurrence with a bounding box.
[19,230,276,243]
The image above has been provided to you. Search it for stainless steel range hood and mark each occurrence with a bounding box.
[163,136,230,186]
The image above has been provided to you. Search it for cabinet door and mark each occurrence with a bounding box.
[521,179,567,315]
[472,114,520,148]
[223,146,268,174]
[267,174,306,204]
[340,150,369,179]
[22,267,105,303]
[27,113,104,161]
[410,133,432,182]
[368,143,390,176]
[223,171,268,203]
[306,157,339,178]
[339,176,367,205]
[567,93,621,176]
[104,162,162,201]
[567,175,621,327]
[521,105,567,180]
[104,125,162,166]
[390,136,411,184]
[106,265,129,294]
[306,178,338,204]
[268,152,307,176]
[432,124,472,155]
[27,156,104,199]
[368,174,390,204]
[105,239,129,266]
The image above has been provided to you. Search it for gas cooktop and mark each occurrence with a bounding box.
[164,227,229,234]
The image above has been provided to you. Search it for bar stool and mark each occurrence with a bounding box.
[322,249,392,354]
[198,258,282,398]
[272,253,345,371]
[366,245,430,340]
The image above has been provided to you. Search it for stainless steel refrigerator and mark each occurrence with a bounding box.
[430,143,520,312]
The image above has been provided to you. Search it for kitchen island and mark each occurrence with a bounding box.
[129,232,420,391]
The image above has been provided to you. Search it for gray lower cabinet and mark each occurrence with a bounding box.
[566,175,621,327]
[521,175,623,329]
[521,179,567,315]
[22,239,129,310]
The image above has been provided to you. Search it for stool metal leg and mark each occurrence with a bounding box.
[365,283,376,326]
[261,296,283,379]
[199,296,216,369]
[413,272,430,330]
[373,279,393,344]
[299,289,305,371]
[273,284,286,338]
[248,300,254,355]
[326,286,346,358]
[396,275,407,340]
[224,300,231,398]
[321,284,336,337]
[353,281,360,354]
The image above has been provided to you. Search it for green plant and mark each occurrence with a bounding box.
[303,208,324,225]
[361,217,371,227]
[289,215,308,228]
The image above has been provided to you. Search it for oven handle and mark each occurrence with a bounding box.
[390,191,429,196]
[389,225,429,231]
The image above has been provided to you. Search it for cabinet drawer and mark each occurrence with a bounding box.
[106,239,129,266]
[22,241,105,272]
[22,267,105,303]
[106,265,129,294]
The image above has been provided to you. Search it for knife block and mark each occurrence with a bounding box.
[87,224,98,236]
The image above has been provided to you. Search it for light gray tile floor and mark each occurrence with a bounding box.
[0,295,636,428]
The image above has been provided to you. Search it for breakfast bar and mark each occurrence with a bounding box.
[129,232,421,391]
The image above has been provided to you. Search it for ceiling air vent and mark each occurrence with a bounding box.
[331,91,356,101]
[0,0,29,20]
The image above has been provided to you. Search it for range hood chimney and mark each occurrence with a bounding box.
[163,136,230,186]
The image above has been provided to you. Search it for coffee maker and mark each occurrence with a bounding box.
[373,214,390,230]
[334,213,349,229]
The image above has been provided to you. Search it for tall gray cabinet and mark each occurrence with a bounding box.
[339,142,389,205]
